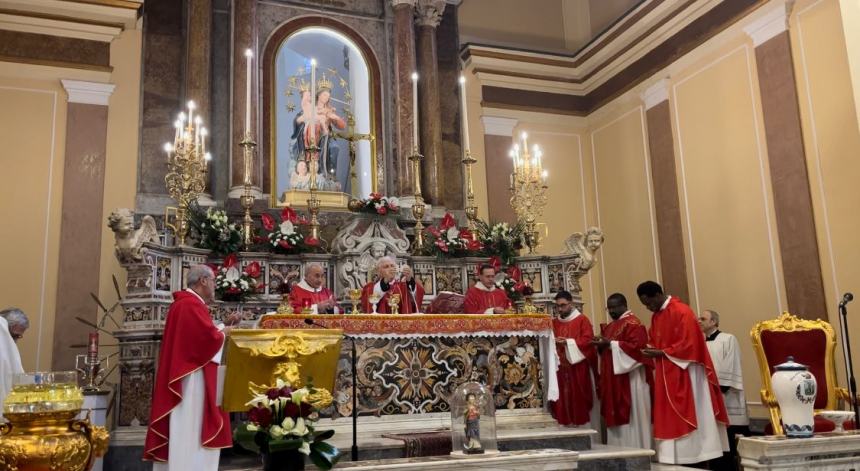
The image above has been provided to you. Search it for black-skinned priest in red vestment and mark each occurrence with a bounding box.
[463,264,511,314]
[593,292,652,449]
[144,264,240,470]
[288,263,336,313]
[550,290,599,427]
[638,281,729,465]
[361,256,425,314]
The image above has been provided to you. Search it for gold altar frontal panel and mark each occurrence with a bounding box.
[223,328,343,412]
[277,189,351,210]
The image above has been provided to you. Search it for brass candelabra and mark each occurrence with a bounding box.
[509,132,548,254]
[462,149,478,231]
[164,100,210,246]
[409,148,427,254]
[240,132,257,249]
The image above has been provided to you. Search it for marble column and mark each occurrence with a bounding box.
[744,2,827,320]
[229,0,260,198]
[481,116,518,224]
[415,0,446,205]
[436,4,464,209]
[186,0,214,202]
[641,79,691,304]
[53,80,115,371]
[392,0,417,197]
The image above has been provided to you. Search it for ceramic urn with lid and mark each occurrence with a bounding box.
[771,356,817,437]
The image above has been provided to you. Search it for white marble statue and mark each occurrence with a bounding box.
[108,208,159,264]
[561,227,605,271]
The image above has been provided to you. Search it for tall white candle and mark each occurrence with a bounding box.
[459,75,470,150]
[187,100,195,134]
[411,72,419,151]
[244,49,253,135]
[310,58,317,143]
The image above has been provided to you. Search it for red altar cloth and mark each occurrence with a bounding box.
[259,313,552,337]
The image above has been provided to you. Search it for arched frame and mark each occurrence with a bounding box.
[262,16,384,208]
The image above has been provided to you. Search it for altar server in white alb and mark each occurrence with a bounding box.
[0,308,28,421]
[701,309,749,467]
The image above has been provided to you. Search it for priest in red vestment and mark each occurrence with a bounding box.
[592,293,652,449]
[463,264,510,314]
[637,280,729,465]
[144,265,240,470]
[289,263,336,313]
[550,290,599,427]
[361,256,425,314]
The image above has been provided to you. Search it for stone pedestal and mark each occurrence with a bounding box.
[738,432,860,470]
[79,391,110,471]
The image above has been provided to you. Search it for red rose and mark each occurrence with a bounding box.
[300,402,313,418]
[244,261,261,278]
[248,405,272,428]
[283,401,301,419]
[278,240,293,249]
[376,206,387,215]
[223,253,238,268]
[266,388,281,400]
[261,213,275,231]
[440,213,456,230]
[369,192,382,200]
[227,287,241,294]
[281,206,298,223]
[278,386,293,397]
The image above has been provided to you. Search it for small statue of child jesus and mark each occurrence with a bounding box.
[463,393,484,454]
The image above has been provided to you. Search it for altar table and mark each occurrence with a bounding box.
[259,314,559,418]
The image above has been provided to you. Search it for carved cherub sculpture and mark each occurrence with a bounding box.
[561,227,605,272]
[107,208,159,264]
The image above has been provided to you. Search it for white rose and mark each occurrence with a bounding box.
[280,220,295,235]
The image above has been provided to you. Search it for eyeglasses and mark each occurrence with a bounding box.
[10,332,23,340]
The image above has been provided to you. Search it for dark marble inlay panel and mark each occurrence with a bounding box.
[0,30,109,68]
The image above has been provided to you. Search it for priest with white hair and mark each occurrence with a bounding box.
[360,256,425,314]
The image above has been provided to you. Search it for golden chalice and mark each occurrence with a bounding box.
[388,293,401,315]
[348,289,362,314]
[276,293,294,314]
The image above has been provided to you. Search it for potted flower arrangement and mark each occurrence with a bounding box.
[214,253,263,302]
[498,265,526,302]
[347,192,400,216]
[425,213,483,257]
[188,204,243,256]
[261,207,320,254]
[475,220,524,266]
[234,378,340,471]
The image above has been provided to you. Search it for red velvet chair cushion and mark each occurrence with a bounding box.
[760,329,829,409]
[425,291,465,314]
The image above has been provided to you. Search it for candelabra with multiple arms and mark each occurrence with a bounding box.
[509,132,548,254]
[164,100,211,246]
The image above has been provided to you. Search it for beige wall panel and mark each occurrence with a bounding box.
[794,0,860,383]
[459,0,566,51]
[672,45,785,404]
[590,107,659,324]
[0,84,64,371]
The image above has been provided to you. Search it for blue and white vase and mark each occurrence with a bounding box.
[771,356,817,438]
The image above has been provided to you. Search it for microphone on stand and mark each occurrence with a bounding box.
[837,292,859,430]
[304,317,360,461]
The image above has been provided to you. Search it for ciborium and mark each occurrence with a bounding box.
[0,371,109,471]
[388,292,402,315]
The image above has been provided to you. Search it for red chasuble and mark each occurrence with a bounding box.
[648,297,729,440]
[361,280,425,314]
[551,312,599,426]
[143,291,232,462]
[599,312,651,428]
[288,281,334,313]
[463,283,511,314]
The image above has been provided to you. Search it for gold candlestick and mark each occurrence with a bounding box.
[165,101,209,246]
[306,145,323,244]
[408,147,427,254]
[348,289,362,315]
[462,149,478,231]
[240,132,257,249]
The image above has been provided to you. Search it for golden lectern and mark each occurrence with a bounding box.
[221,328,343,412]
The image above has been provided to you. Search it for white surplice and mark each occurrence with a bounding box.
[606,337,652,449]
[153,289,225,471]
[0,316,24,422]
[706,331,749,426]
[656,356,729,464]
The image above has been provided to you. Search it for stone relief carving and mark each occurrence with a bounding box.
[107,208,159,264]
[331,216,410,291]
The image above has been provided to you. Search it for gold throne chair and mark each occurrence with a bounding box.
[750,312,852,435]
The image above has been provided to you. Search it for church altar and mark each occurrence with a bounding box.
[257,314,558,417]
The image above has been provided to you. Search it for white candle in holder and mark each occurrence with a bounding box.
[310,58,317,143]
[244,49,253,135]
[459,75,470,150]
[411,72,419,151]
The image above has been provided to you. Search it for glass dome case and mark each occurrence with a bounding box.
[449,381,498,457]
